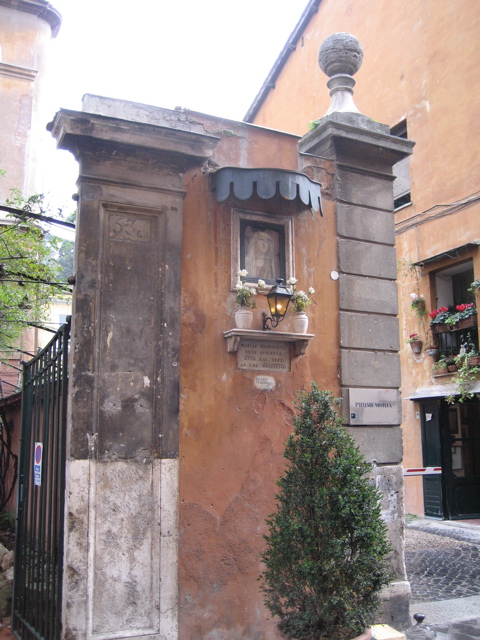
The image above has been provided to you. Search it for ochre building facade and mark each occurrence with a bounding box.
[247,0,480,520]
[46,74,411,640]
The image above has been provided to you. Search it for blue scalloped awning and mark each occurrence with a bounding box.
[213,167,322,214]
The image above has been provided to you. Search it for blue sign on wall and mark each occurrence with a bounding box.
[34,442,42,487]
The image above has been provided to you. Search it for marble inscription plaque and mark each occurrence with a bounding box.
[348,388,400,425]
[254,375,275,390]
[237,340,290,372]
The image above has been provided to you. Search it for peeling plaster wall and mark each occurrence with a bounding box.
[53,98,408,640]
[176,114,364,639]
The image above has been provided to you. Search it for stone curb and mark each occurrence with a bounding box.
[406,519,480,545]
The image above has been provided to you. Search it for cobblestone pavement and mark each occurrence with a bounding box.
[405,539,480,602]
[405,520,480,640]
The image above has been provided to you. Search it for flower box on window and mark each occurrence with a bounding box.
[431,314,478,334]
[456,314,478,330]
[430,304,477,334]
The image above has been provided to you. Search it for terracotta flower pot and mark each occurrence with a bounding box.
[409,340,423,354]
[467,356,480,367]
[433,365,448,375]
[447,364,458,373]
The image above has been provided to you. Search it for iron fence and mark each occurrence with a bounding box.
[12,319,70,640]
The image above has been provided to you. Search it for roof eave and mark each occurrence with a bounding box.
[244,0,321,123]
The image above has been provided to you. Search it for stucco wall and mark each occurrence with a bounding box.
[249,0,480,517]
[178,117,339,639]
[52,93,409,639]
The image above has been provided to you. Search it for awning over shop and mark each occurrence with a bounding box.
[413,242,480,267]
[408,381,480,400]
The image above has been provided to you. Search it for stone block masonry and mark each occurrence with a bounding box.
[299,58,413,628]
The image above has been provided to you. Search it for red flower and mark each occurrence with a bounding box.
[429,306,448,319]
[456,303,474,311]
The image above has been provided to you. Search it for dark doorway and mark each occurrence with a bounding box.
[420,397,480,519]
[442,400,480,518]
[420,401,445,518]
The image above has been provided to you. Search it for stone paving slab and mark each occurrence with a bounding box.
[432,614,480,640]
[410,597,480,627]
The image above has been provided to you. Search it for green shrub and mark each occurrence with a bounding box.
[260,384,392,640]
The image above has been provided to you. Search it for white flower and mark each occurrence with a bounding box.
[257,279,266,289]
[248,287,257,295]
[238,269,248,278]
[297,290,305,297]
[235,282,243,291]
[287,277,298,285]
[308,287,315,295]
[410,293,418,299]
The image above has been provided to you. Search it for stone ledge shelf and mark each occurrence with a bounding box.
[223,329,314,357]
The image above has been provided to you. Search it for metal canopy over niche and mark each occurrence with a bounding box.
[213,167,322,214]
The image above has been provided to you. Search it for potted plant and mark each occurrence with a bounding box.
[410,293,426,318]
[425,344,438,358]
[429,303,477,333]
[406,333,422,354]
[468,279,480,295]
[429,306,451,333]
[260,384,392,640]
[444,303,477,329]
[287,277,315,334]
[446,353,480,404]
[446,355,458,373]
[458,335,480,367]
[432,354,448,376]
[432,355,449,375]
[234,270,263,329]
[423,330,438,358]
[467,352,480,367]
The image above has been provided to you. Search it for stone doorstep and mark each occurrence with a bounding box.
[372,624,406,640]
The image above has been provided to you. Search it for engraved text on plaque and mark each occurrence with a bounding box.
[237,340,290,372]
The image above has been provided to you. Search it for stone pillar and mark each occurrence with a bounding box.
[299,34,415,630]
[50,97,219,640]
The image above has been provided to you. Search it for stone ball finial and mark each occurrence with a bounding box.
[318,33,363,77]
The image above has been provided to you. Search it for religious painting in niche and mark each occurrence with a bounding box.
[231,208,294,291]
[240,221,285,285]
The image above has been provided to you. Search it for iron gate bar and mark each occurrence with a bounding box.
[12,319,70,640]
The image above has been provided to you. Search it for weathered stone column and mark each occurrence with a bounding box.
[299,34,415,630]
[50,96,219,640]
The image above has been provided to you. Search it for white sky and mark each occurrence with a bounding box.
[44,0,309,211]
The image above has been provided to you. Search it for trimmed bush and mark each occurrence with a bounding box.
[260,384,392,640]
